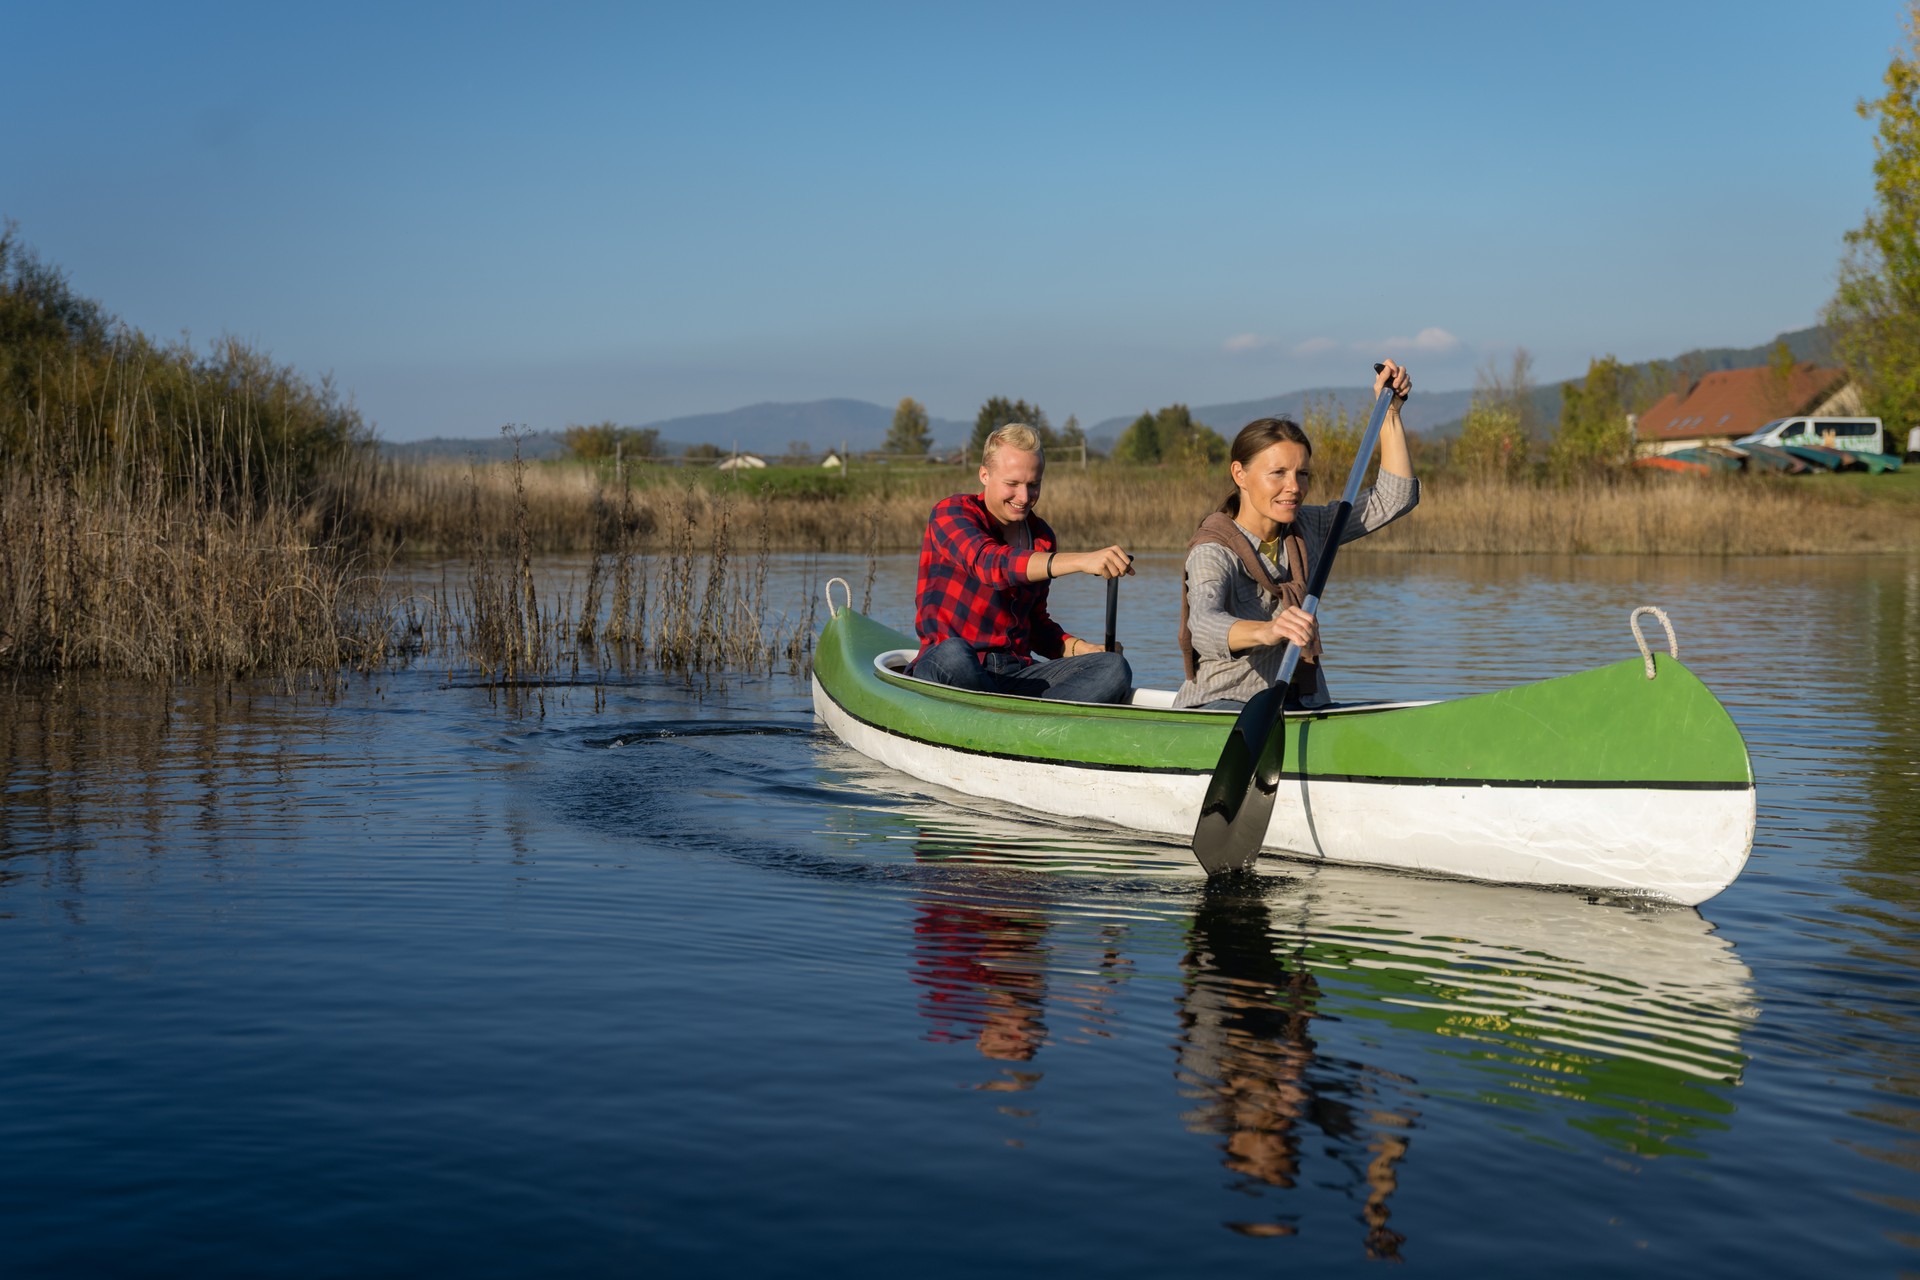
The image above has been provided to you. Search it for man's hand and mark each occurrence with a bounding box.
[1058,546,1134,579]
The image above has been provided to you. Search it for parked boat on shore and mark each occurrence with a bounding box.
[811,592,1756,905]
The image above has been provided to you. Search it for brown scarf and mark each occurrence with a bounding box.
[1178,511,1322,680]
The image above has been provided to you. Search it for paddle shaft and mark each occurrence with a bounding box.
[1103,575,1119,651]
[1267,371,1401,695]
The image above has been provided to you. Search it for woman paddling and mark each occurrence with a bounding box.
[1173,360,1419,710]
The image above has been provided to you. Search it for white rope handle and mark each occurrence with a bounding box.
[1629,606,1678,679]
[825,576,853,618]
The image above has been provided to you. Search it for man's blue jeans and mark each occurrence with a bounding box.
[907,637,1133,704]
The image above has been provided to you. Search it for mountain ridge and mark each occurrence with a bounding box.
[378,326,1833,460]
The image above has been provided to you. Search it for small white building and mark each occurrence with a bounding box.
[820,452,843,469]
[716,453,766,471]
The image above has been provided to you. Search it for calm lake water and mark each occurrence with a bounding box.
[3,551,1918,1276]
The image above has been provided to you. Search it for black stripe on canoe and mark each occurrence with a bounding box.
[816,682,1753,792]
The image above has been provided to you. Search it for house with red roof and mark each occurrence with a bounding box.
[1632,363,1855,455]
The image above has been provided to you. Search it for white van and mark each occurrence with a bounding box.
[1736,417,1885,454]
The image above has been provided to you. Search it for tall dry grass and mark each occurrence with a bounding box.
[1,425,818,682]
[0,467,392,680]
[423,444,813,689]
[1362,473,1920,555]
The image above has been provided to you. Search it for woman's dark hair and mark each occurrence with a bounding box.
[1216,417,1312,516]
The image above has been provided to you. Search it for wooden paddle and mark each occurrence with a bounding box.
[1189,365,1405,876]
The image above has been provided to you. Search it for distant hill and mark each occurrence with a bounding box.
[1088,325,1833,445]
[377,327,1836,461]
[1088,387,1473,448]
[378,398,972,461]
[632,397,973,455]
[1422,325,1835,438]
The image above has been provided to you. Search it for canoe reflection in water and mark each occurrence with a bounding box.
[871,796,1756,1251]
[1178,884,1417,1252]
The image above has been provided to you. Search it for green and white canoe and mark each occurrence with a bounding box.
[811,598,1756,906]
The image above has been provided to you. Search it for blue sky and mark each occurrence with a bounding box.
[2,2,1906,439]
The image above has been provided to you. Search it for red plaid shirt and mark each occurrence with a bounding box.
[914,493,1066,665]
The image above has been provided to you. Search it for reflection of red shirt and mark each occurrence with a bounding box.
[914,494,1065,664]
[911,902,1048,1048]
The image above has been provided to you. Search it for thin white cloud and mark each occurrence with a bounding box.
[1226,329,1460,361]
[1377,327,1461,354]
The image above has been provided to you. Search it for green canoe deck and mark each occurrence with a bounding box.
[816,609,1752,790]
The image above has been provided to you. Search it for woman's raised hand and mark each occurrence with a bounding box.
[1374,359,1412,402]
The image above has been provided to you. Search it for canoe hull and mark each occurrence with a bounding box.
[811,610,1756,905]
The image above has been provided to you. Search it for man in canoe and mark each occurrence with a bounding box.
[908,423,1135,702]
[1174,360,1419,710]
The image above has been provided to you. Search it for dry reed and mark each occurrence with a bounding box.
[430,443,810,689]
[0,467,392,680]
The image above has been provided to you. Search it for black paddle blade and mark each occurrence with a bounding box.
[1190,684,1288,875]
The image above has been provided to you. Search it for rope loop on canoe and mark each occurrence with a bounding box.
[825,576,853,618]
[1629,606,1678,679]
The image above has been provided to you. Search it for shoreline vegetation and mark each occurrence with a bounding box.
[11,431,1918,683]
[332,449,1920,558]
[5,229,1919,682]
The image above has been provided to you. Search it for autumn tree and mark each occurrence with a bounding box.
[1826,2,1920,434]
[1453,348,1536,479]
[970,396,1054,456]
[885,396,931,456]
[1550,356,1637,477]
[1763,338,1799,418]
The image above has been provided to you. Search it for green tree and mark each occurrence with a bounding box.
[885,396,932,456]
[684,442,723,460]
[1826,2,1920,435]
[969,396,1055,456]
[1112,404,1225,466]
[1551,356,1637,476]
[561,421,658,461]
[1113,412,1159,464]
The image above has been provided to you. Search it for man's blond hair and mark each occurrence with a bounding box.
[981,423,1044,469]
